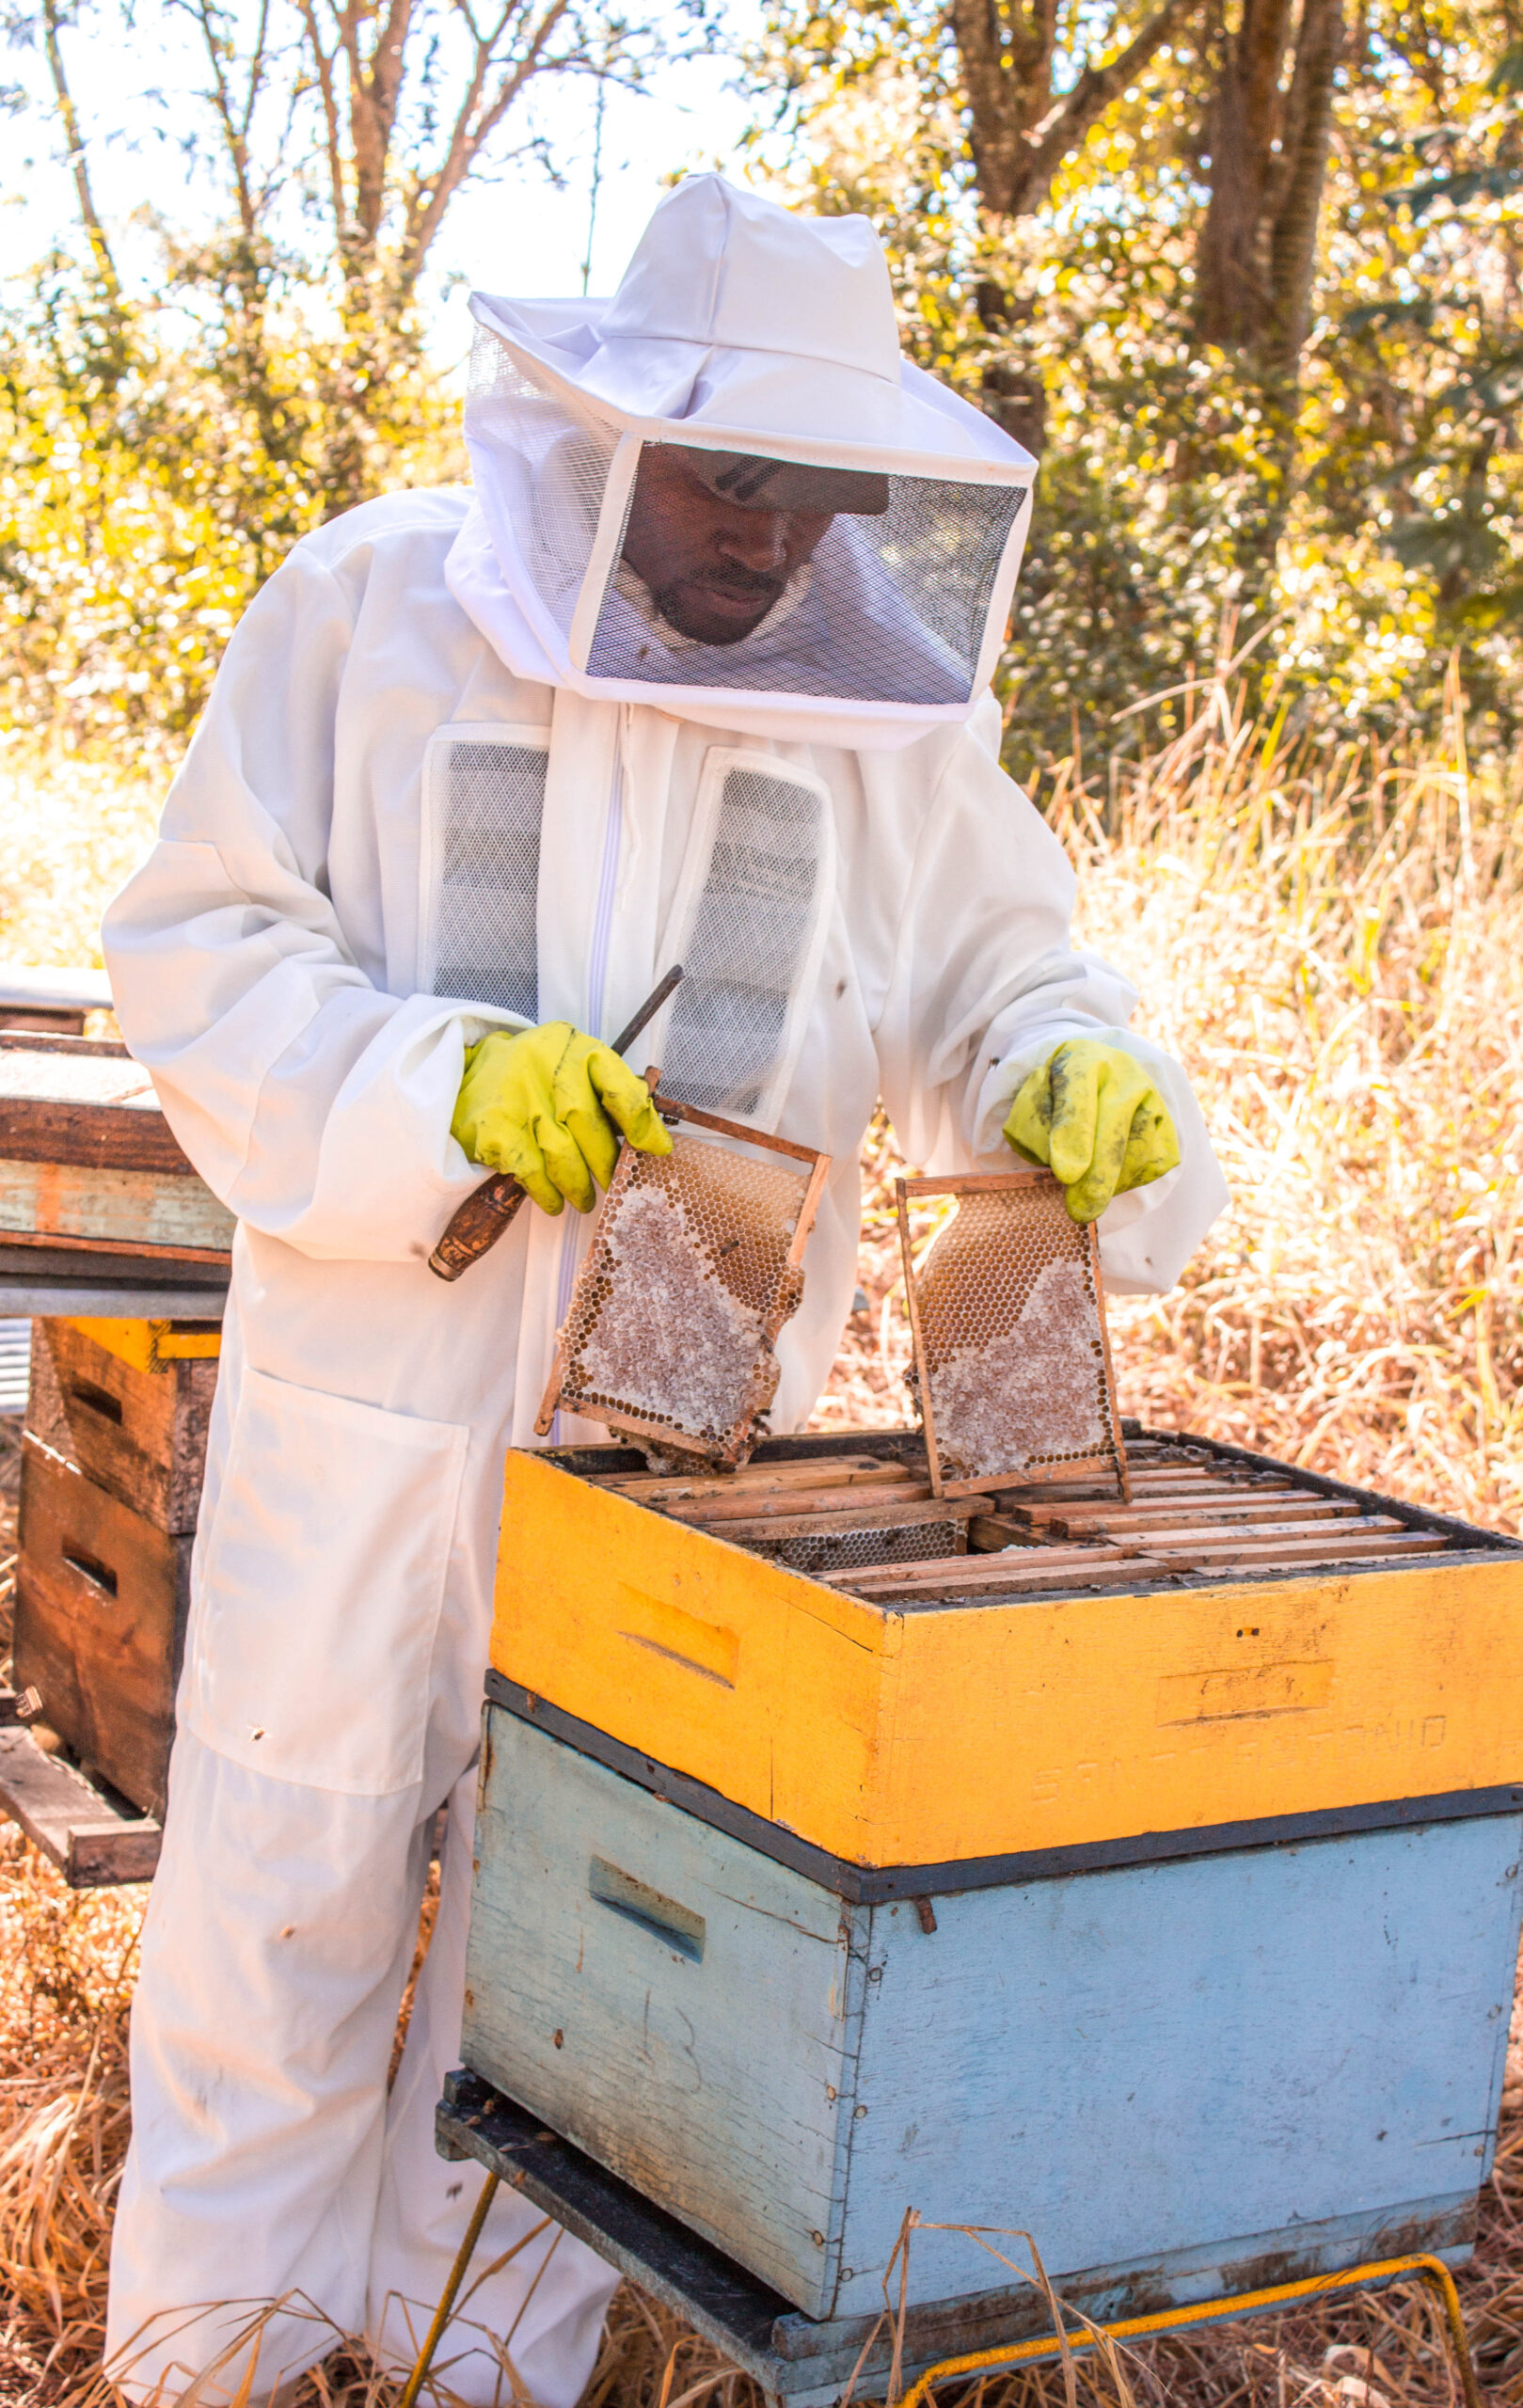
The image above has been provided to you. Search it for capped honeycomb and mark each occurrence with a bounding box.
[899,1171,1127,1497]
[538,1103,829,1467]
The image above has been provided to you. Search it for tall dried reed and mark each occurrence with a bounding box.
[824,659,1523,1535]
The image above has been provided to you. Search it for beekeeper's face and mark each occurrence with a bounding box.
[622,446,833,645]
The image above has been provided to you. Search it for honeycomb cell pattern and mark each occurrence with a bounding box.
[904,1175,1126,1491]
[550,1128,811,1458]
[754,1518,964,1577]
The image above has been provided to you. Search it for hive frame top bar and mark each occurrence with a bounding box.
[648,1084,830,1169]
[535,1085,832,1467]
[896,1168,1129,1501]
[536,1418,1522,1555]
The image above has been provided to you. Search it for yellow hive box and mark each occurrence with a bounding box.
[491,1434,1523,1869]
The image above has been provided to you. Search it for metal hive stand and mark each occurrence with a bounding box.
[415,2074,1483,2408]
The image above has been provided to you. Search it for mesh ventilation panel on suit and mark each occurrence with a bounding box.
[467,330,623,641]
[585,472,1026,705]
[900,1173,1128,1496]
[543,1125,817,1465]
[429,737,545,1018]
[660,765,824,1117]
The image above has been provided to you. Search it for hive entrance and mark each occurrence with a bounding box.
[897,1170,1128,1498]
[536,1090,830,1469]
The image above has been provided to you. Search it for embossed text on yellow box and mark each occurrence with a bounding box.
[1156,1657,1337,1724]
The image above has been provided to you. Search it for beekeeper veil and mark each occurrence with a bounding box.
[446,175,1037,750]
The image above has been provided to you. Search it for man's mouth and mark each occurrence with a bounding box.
[690,568,785,615]
[654,566,786,643]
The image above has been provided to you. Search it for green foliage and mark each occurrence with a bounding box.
[740,0,1523,776]
[0,272,462,748]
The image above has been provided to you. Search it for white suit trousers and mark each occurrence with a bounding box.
[106,1736,620,2405]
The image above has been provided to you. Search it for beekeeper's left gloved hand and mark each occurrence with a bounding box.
[1004,1038,1180,1225]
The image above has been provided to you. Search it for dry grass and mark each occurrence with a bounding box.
[4,680,1523,2405]
[822,659,1523,1537]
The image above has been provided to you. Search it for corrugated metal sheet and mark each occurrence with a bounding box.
[0,1318,31,1417]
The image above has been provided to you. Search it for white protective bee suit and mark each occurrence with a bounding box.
[103,174,1229,2403]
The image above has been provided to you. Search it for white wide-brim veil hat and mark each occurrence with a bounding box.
[446,174,1038,750]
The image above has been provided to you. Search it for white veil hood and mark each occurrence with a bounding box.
[446,174,1038,750]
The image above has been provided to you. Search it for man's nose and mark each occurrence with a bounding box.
[718,510,789,573]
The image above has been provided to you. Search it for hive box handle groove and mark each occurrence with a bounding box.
[590,1856,706,1962]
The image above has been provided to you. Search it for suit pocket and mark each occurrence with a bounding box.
[182,1367,468,1795]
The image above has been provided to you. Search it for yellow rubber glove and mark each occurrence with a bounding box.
[1004,1038,1181,1225]
[452,1021,672,1215]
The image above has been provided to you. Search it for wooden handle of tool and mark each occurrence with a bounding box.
[427,1174,531,1282]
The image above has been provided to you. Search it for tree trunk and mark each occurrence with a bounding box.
[1193,0,1295,348]
[1263,0,1343,382]
[1194,0,1344,380]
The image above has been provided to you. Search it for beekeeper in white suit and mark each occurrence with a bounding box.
[103,173,1228,2402]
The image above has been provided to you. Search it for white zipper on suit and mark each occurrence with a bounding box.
[548,722,626,1440]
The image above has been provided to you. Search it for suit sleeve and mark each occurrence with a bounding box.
[870,725,1229,1294]
[101,541,523,1262]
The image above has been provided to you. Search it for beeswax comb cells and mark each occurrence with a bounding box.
[537,1093,831,1469]
[897,1168,1129,1499]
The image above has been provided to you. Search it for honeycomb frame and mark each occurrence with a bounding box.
[896,1168,1129,1500]
[536,1085,832,1468]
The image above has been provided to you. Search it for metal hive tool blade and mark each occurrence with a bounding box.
[897,1168,1129,1499]
[536,1091,831,1469]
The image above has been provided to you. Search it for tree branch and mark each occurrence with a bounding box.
[951,0,1198,218]
[349,0,417,246]
[187,0,259,238]
[40,0,119,294]
[395,0,574,292]
[1012,0,1199,212]
[293,0,350,268]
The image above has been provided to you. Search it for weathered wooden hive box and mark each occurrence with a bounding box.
[11,1315,220,1831]
[464,1421,1523,2329]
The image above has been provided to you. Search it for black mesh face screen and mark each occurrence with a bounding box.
[584,475,1027,703]
[659,766,825,1117]
[430,739,545,1019]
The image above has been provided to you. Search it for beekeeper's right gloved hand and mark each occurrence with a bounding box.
[451,1021,672,1215]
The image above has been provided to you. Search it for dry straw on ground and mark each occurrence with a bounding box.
[3,678,1523,2406]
